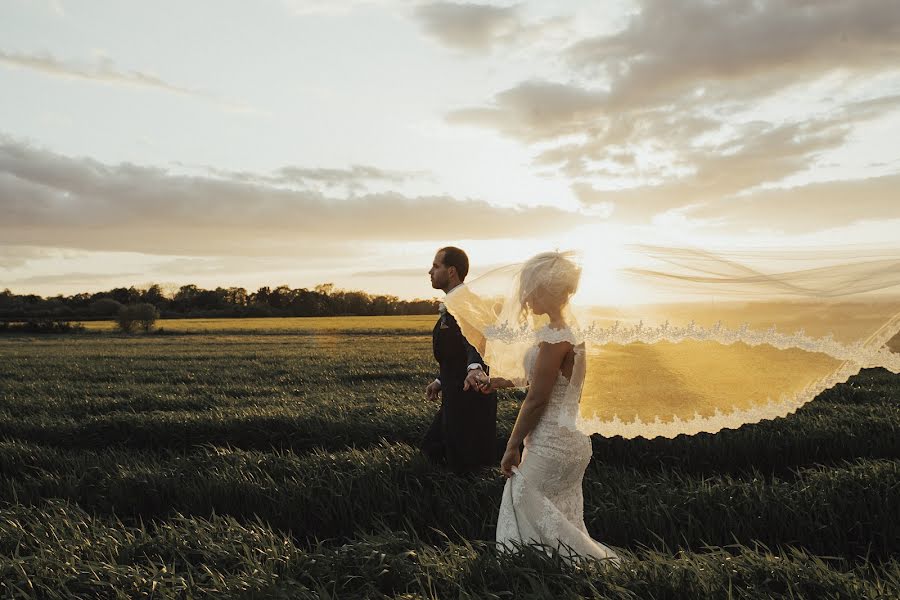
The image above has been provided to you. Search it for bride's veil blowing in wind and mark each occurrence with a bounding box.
[446,245,900,440]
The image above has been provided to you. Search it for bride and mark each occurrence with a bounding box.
[447,251,620,563]
[444,246,900,563]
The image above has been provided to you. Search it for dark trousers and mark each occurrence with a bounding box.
[421,388,497,474]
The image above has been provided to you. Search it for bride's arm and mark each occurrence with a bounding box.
[500,341,571,476]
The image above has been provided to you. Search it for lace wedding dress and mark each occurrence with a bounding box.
[444,249,900,564]
[495,325,619,564]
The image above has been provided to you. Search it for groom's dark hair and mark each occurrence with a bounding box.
[439,246,469,281]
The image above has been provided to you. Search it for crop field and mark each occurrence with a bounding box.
[1,316,899,598]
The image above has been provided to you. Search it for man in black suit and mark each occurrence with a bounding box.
[421,246,498,474]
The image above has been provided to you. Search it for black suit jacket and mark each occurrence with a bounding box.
[433,310,486,384]
[422,309,497,472]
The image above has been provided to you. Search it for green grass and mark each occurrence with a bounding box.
[0,316,898,598]
[1,501,898,599]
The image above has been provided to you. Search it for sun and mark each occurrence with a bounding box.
[566,225,640,307]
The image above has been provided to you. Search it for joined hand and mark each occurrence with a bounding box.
[463,368,492,394]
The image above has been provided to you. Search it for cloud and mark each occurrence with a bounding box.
[0,246,60,269]
[0,138,590,256]
[190,163,431,194]
[281,0,400,16]
[155,252,361,276]
[412,2,569,52]
[0,49,199,96]
[447,80,608,141]
[445,0,900,225]
[352,267,434,278]
[8,271,146,287]
[351,260,510,279]
[566,99,899,220]
[460,87,900,222]
[567,0,900,108]
[689,173,900,234]
[0,49,257,112]
[276,164,424,186]
[414,2,520,51]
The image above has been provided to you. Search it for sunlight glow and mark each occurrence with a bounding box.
[567,225,641,307]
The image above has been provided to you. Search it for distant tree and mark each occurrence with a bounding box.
[340,290,371,315]
[141,284,167,306]
[371,294,397,316]
[0,282,440,320]
[174,284,200,308]
[225,287,248,306]
[67,292,93,310]
[90,297,124,317]
[116,303,159,333]
[107,286,142,306]
[251,286,271,306]
[314,283,335,296]
[290,288,325,316]
[194,288,227,311]
[268,285,294,309]
[52,305,74,318]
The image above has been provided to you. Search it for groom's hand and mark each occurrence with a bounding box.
[425,379,441,401]
[463,367,485,392]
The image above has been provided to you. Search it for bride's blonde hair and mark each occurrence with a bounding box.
[517,251,581,313]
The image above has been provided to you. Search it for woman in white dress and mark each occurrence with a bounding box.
[447,251,620,563]
[444,246,900,563]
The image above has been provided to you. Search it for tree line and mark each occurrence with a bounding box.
[0,283,440,321]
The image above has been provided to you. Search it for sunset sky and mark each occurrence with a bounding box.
[2,0,900,301]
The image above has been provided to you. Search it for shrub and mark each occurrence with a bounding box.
[116,303,160,333]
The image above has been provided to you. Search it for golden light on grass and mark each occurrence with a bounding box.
[582,341,843,424]
[81,315,437,333]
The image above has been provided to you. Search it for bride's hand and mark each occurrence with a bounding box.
[500,445,521,478]
[478,375,511,394]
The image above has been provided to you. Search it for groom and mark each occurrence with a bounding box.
[420,246,498,474]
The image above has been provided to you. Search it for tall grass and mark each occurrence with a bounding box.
[0,439,896,559]
[1,500,897,599]
[0,317,898,597]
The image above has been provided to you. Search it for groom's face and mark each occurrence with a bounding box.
[429,251,451,290]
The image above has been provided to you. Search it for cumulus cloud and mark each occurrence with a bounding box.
[447,80,608,141]
[0,139,589,256]
[566,95,900,219]
[414,2,520,50]
[445,0,900,227]
[567,0,900,108]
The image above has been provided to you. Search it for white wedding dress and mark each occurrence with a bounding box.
[495,325,620,564]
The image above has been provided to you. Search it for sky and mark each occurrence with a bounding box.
[2,0,900,302]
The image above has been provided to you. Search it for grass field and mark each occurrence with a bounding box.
[78,315,438,333]
[1,316,899,598]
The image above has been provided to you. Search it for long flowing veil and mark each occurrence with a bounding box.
[445,246,900,439]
